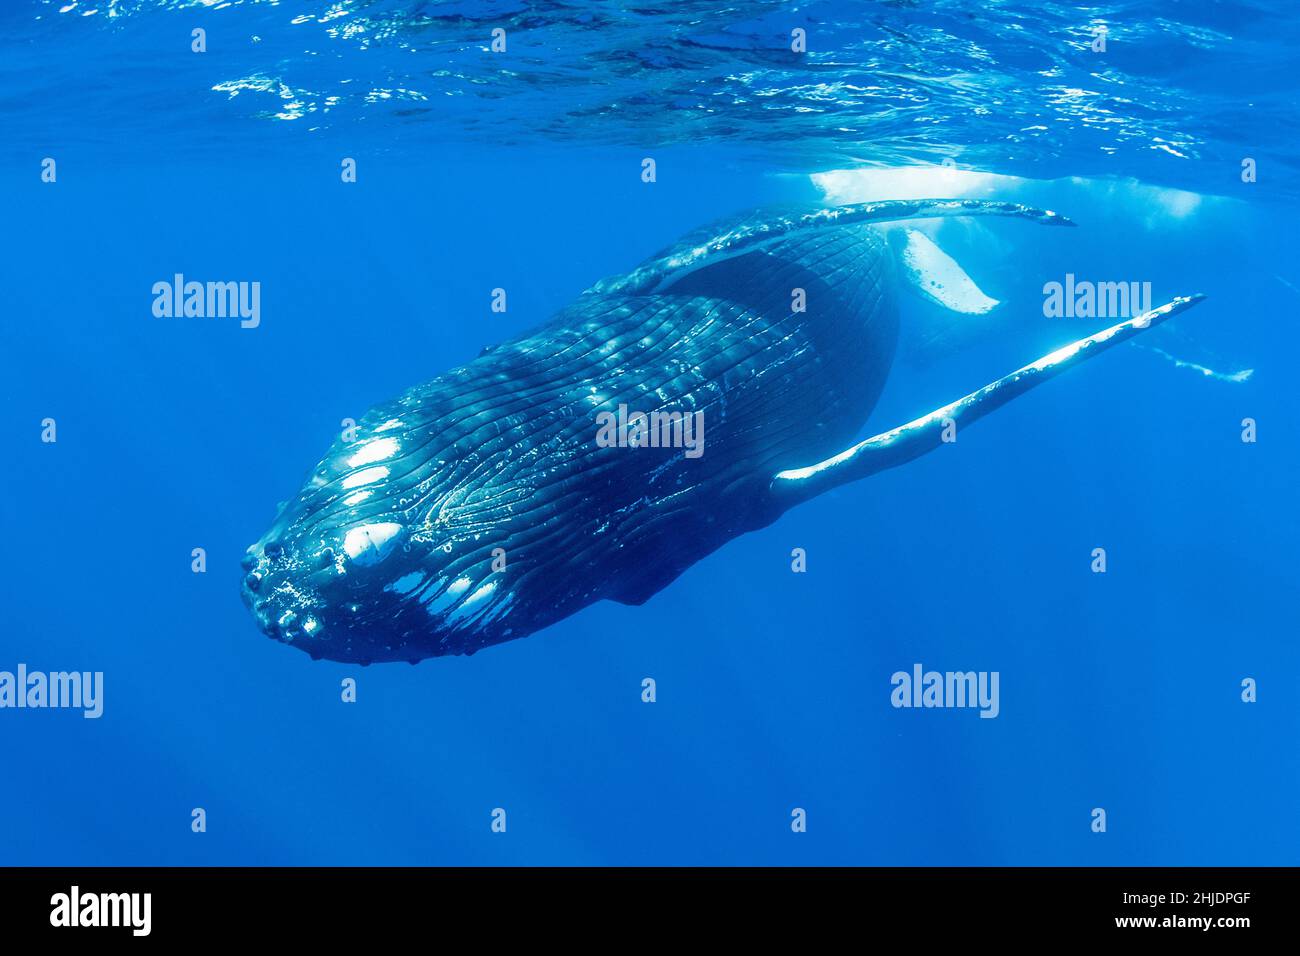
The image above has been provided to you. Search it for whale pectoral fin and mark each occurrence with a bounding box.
[768,294,1207,509]
[1132,334,1254,384]
[896,228,1000,315]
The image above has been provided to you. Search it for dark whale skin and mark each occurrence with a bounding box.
[241,226,898,662]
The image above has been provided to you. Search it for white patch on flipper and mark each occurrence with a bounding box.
[899,228,1000,315]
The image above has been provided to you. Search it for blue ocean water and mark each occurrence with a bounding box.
[1,0,1297,865]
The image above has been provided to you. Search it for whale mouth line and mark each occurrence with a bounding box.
[249,598,325,646]
[241,546,327,646]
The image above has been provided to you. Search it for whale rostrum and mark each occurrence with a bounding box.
[241,199,1204,663]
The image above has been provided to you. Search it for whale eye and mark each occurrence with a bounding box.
[342,522,405,567]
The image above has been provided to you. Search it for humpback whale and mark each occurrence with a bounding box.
[240,199,1203,664]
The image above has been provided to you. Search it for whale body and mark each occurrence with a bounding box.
[241,200,1202,663]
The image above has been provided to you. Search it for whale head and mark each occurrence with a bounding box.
[240,417,527,664]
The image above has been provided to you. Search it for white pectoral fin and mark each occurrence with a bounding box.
[770,295,1207,509]
[1133,335,1254,384]
[899,228,1000,315]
